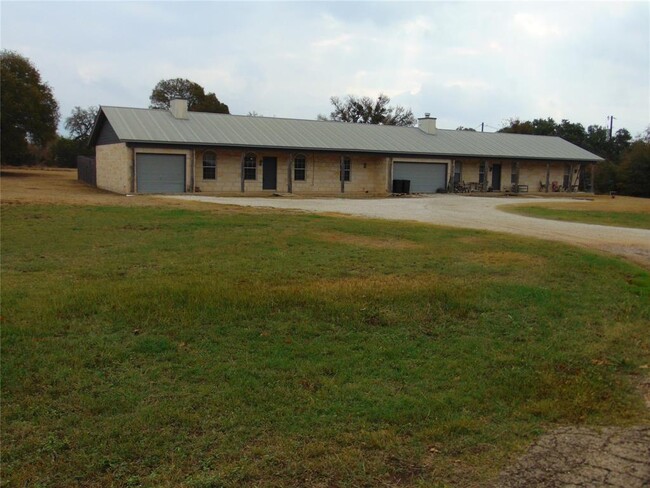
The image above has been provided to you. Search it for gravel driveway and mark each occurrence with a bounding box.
[166,194,650,267]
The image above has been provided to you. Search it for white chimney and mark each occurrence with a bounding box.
[170,99,188,120]
[418,113,437,135]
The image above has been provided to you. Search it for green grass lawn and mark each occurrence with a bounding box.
[502,205,650,229]
[2,204,649,487]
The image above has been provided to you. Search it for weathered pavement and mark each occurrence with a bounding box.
[164,194,650,268]
[494,426,650,488]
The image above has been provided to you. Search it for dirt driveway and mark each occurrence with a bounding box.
[167,194,650,268]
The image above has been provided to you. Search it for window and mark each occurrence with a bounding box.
[479,161,486,184]
[294,155,306,181]
[244,153,256,180]
[202,151,216,180]
[453,161,462,184]
[341,157,351,182]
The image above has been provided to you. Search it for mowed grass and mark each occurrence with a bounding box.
[2,203,649,487]
[502,196,650,229]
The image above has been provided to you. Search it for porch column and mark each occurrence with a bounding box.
[240,152,245,192]
[545,162,550,193]
[590,163,595,193]
[340,155,345,193]
[568,164,574,192]
[514,161,520,193]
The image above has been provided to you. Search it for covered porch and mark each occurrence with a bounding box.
[448,158,596,194]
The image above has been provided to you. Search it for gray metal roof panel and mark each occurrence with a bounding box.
[96,106,603,162]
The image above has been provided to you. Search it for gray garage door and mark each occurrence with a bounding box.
[393,162,447,193]
[136,154,186,194]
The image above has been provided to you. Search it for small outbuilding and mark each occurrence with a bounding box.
[89,100,603,196]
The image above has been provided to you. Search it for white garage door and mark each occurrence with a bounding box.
[393,162,447,193]
[136,154,186,194]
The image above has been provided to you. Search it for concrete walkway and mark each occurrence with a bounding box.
[165,194,650,267]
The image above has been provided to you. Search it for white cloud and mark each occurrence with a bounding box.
[512,12,562,38]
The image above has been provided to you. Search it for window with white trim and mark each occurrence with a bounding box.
[244,153,257,180]
[294,155,306,181]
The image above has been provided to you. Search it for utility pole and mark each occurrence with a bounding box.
[608,115,615,140]
[481,122,484,133]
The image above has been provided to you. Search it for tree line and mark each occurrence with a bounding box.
[1,49,647,196]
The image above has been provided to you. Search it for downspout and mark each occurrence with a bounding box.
[191,149,196,193]
[287,153,293,194]
[449,160,455,191]
[240,152,245,193]
[132,147,137,193]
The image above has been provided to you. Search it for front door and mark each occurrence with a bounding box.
[262,157,277,190]
[492,164,502,191]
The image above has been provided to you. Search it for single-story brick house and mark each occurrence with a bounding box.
[89,99,603,195]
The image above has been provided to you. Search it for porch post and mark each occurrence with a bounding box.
[545,161,550,193]
[340,155,345,193]
[240,152,245,193]
[590,163,595,193]
[514,161,520,193]
[568,164,574,192]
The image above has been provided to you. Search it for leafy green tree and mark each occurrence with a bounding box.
[531,117,557,136]
[322,94,416,126]
[1,50,59,164]
[456,126,476,131]
[149,78,229,113]
[619,141,650,197]
[554,119,586,146]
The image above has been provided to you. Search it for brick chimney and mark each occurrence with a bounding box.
[418,113,437,135]
[170,99,188,119]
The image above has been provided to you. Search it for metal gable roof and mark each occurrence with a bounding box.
[92,106,604,162]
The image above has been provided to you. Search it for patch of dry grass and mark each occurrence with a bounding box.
[314,231,422,250]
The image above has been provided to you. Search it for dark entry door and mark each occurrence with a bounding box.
[492,164,502,191]
[262,157,277,190]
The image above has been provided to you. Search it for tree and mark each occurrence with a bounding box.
[456,126,476,131]
[65,106,98,141]
[619,141,650,197]
[322,93,416,126]
[1,50,59,164]
[149,78,229,113]
[555,119,586,146]
[498,118,534,134]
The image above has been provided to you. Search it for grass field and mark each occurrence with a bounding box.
[2,200,649,487]
[503,196,650,229]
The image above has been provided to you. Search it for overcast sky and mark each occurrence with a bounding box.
[2,1,648,136]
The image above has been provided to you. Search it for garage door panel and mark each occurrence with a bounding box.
[393,162,447,193]
[137,154,186,194]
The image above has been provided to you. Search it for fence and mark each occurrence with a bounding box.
[77,156,96,187]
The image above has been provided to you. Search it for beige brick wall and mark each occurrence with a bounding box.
[193,149,389,196]
[96,143,132,194]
